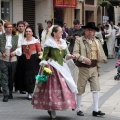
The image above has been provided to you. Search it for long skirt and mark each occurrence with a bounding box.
[15,54,40,93]
[32,65,76,110]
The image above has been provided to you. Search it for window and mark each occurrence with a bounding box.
[85,0,94,5]
[1,0,12,21]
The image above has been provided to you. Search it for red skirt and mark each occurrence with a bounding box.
[31,65,76,110]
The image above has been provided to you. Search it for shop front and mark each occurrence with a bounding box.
[53,0,82,27]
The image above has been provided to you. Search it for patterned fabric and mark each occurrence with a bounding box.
[115,59,120,67]
[0,33,18,53]
[32,65,76,110]
[90,41,98,60]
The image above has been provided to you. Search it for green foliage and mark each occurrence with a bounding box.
[98,0,112,7]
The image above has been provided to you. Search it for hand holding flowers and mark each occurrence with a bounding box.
[35,67,53,84]
[38,55,43,59]
[38,52,43,59]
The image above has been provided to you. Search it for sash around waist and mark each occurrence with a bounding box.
[75,59,97,68]
[2,49,17,62]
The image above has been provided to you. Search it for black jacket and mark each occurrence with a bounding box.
[66,27,83,54]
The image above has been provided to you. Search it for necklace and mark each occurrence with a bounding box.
[55,39,62,55]
[26,41,30,53]
[58,45,62,55]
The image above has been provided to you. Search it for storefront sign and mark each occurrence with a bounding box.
[53,0,77,8]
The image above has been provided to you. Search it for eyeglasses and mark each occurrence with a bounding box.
[6,27,13,28]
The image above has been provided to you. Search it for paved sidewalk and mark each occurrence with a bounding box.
[0,66,120,120]
[82,68,120,119]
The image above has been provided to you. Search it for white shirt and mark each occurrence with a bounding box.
[5,34,12,49]
[5,34,22,56]
[18,33,24,40]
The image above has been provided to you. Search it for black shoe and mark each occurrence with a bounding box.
[47,110,51,117]
[20,91,26,94]
[8,94,13,99]
[77,111,84,116]
[92,111,105,116]
[3,96,8,102]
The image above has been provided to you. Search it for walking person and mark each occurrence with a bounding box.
[16,26,42,100]
[38,23,43,42]
[41,20,53,47]
[73,22,107,116]
[0,21,22,102]
[15,21,26,94]
[0,20,5,93]
[104,24,113,58]
[66,19,83,54]
[32,25,77,120]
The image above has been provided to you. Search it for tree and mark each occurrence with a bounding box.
[98,0,112,7]
[98,0,112,16]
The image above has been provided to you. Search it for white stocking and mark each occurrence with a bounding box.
[76,94,82,112]
[93,91,99,112]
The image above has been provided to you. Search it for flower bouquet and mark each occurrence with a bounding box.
[38,55,42,59]
[35,67,53,84]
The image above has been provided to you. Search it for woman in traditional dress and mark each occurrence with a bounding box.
[32,25,77,120]
[16,26,41,99]
[104,24,113,58]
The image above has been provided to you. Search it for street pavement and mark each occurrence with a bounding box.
[0,58,120,120]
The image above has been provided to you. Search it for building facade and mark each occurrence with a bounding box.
[84,0,102,25]
[109,0,120,25]
[0,0,83,36]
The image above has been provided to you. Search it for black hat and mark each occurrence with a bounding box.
[82,22,99,31]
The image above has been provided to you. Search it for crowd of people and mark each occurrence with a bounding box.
[0,18,119,120]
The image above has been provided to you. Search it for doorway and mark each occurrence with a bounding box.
[85,11,94,24]
[75,9,80,21]
[54,8,64,27]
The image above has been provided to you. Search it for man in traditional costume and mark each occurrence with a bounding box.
[0,22,22,102]
[73,22,107,116]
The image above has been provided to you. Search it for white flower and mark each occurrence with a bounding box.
[67,100,71,104]
[58,90,61,93]
[58,102,61,105]
[34,100,38,104]
[49,102,52,106]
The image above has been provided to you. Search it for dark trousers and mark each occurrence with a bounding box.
[0,60,9,96]
[103,41,108,57]
[4,61,17,95]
